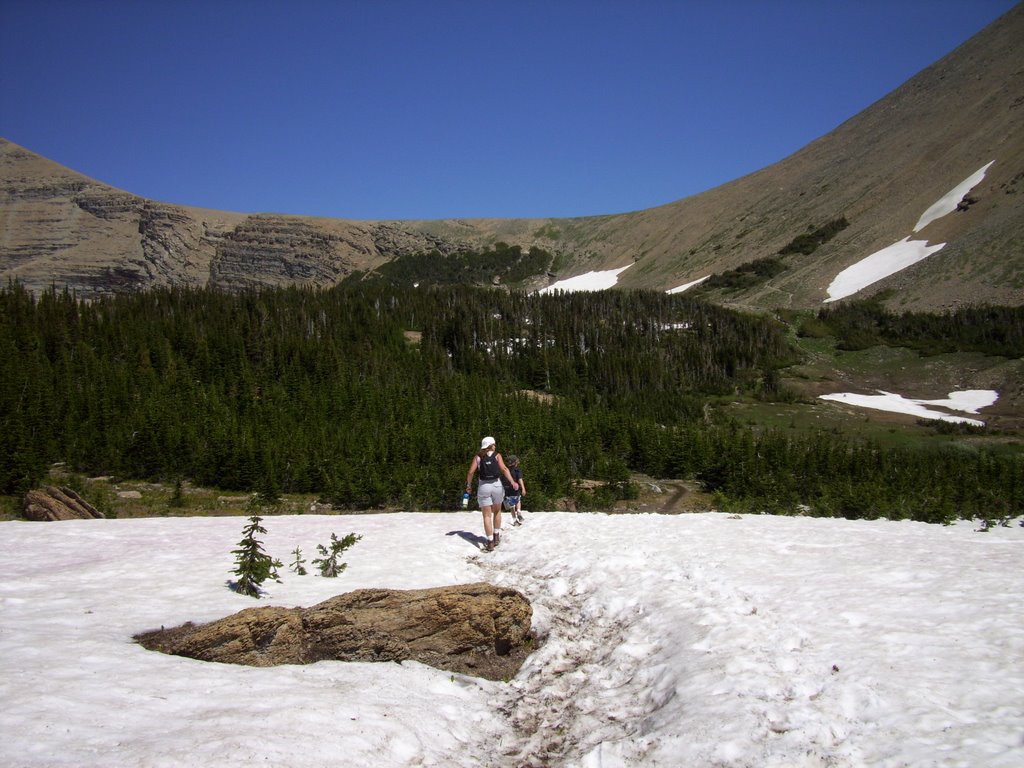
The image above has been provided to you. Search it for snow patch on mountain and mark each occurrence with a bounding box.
[914,161,995,232]
[667,275,710,294]
[825,161,994,303]
[819,388,999,425]
[537,264,633,294]
[825,237,947,303]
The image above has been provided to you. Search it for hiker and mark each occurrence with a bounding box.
[466,436,519,551]
[502,454,527,525]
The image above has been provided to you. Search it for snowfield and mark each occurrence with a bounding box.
[667,275,711,294]
[538,264,634,294]
[825,161,994,303]
[820,388,999,426]
[824,237,947,304]
[914,161,995,233]
[2,511,1022,767]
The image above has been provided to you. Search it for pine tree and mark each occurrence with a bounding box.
[312,532,362,577]
[289,545,308,576]
[230,513,283,597]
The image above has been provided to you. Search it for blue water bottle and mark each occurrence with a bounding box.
[462,491,470,509]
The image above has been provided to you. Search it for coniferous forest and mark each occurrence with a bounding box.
[1,280,1021,524]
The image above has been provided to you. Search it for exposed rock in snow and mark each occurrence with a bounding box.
[914,161,994,232]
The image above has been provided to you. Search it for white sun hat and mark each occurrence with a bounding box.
[480,436,496,450]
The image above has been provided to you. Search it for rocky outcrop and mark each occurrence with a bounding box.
[209,214,362,289]
[22,485,104,521]
[135,582,534,681]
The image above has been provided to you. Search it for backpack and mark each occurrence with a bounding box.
[478,452,500,481]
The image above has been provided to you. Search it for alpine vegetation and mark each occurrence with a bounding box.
[1,281,1021,523]
[289,545,308,576]
[312,532,362,577]
[229,513,283,598]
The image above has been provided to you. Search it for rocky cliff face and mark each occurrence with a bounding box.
[2,5,1023,309]
[0,142,479,298]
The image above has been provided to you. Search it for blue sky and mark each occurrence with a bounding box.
[0,0,1017,221]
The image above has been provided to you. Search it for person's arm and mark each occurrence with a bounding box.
[519,474,527,496]
[465,456,478,492]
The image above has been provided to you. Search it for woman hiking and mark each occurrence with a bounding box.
[466,436,519,552]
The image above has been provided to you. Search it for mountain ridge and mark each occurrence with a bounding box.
[2,3,1022,310]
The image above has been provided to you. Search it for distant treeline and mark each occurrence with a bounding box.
[810,300,1024,358]
[356,242,554,288]
[1,282,1020,523]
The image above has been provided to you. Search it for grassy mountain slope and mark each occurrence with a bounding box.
[407,3,1024,311]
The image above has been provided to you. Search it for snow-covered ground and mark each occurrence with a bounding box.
[824,237,947,304]
[2,511,1022,767]
[820,388,999,426]
[537,264,633,294]
[825,161,994,303]
[914,161,995,233]
[667,275,710,294]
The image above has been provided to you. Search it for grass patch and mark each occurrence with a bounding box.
[0,467,329,522]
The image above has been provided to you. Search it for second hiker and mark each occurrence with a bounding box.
[502,454,526,525]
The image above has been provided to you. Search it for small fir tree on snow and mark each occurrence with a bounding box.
[230,513,283,597]
[312,532,362,577]
[289,545,308,576]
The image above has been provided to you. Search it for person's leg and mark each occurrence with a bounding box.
[490,507,501,548]
[480,505,494,539]
[493,483,504,535]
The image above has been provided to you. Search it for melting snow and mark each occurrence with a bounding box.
[666,275,711,294]
[824,161,994,303]
[819,388,998,426]
[914,161,995,232]
[1,511,1022,767]
[824,237,946,303]
[537,264,632,294]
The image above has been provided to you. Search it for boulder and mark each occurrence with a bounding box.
[136,582,533,681]
[22,486,104,521]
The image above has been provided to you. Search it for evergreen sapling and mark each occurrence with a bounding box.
[289,545,308,575]
[230,514,283,597]
[312,532,362,577]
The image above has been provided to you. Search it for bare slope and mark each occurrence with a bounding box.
[410,2,1024,311]
[2,4,1022,309]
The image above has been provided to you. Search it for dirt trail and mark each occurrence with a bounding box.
[659,485,688,514]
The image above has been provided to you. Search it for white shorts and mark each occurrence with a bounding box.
[477,480,505,508]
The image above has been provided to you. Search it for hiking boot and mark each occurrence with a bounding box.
[484,538,494,552]
[493,531,501,548]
